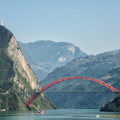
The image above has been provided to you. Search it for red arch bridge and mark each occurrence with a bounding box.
[24,76,120,107]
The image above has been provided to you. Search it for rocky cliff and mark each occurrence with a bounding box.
[0,25,56,111]
[7,35,39,91]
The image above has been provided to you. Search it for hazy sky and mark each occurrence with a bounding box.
[0,0,120,55]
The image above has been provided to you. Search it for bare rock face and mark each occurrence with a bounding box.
[0,25,56,110]
[7,36,40,91]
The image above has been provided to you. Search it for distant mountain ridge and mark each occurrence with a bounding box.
[41,49,120,109]
[18,40,87,81]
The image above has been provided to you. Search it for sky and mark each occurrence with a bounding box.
[0,0,120,55]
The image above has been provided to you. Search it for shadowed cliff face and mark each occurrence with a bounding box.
[0,25,13,48]
[0,25,56,110]
[0,25,14,92]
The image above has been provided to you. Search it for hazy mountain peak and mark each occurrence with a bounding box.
[18,40,87,81]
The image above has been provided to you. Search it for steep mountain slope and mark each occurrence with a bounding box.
[18,41,87,81]
[41,50,120,109]
[0,25,56,111]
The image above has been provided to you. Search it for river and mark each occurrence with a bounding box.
[0,109,120,120]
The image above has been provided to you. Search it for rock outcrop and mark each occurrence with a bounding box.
[100,96,120,112]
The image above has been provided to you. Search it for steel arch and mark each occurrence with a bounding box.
[25,76,119,107]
